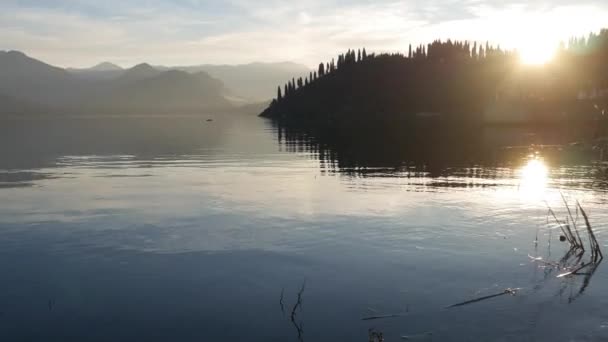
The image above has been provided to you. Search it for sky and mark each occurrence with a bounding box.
[1,0,607,68]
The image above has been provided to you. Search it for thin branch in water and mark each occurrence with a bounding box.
[578,202,603,262]
[362,314,403,321]
[546,206,574,245]
[290,280,306,321]
[400,332,433,340]
[291,317,304,342]
[279,287,285,315]
[557,262,594,278]
[561,192,584,248]
[446,288,520,309]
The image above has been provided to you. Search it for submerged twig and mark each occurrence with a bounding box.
[546,206,574,246]
[400,332,433,340]
[362,314,403,321]
[577,202,603,262]
[533,198,603,303]
[291,317,304,342]
[446,288,520,309]
[279,287,285,315]
[284,281,306,342]
[557,262,594,278]
[291,280,306,321]
[561,193,584,248]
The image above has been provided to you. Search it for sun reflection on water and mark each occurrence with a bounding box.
[518,156,549,200]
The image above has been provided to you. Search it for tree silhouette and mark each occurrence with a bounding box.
[264,28,608,161]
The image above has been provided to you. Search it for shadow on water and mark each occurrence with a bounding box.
[0,170,75,188]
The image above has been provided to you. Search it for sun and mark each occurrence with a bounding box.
[518,42,556,65]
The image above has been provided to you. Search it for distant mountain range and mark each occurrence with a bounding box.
[0,50,310,115]
[155,62,311,102]
[71,61,310,102]
[67,62,124,80]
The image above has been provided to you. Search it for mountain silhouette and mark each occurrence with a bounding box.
[65,59,310,102]
[83,69,231,113]
[116,63,162,84]
[89,62,123,72]
[0,51,235,114]
[155,62,310,101]
[0,50,77,105]
[68,62,124,80]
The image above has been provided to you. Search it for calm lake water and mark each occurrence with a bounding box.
[1,114,608,341]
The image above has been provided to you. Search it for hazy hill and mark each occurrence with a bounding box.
[89,62,122,72]
[65,60,310,102]
[0,51,68,82]
[67,62,124,80]
[115,63,161,84]
[158,62,310,101]
[85,69,231,113]
[0,51,235,114]
[0,50,78,105]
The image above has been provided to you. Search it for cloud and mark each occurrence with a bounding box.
[1,0,607,68]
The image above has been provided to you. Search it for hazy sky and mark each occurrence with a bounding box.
[2,0,607,68]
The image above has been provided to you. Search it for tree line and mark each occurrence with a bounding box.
[262,29,608,170]
[271,29,608,107]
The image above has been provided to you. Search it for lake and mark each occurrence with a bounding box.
[1,113,608,341]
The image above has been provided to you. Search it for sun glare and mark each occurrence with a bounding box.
[519,44,556,65]
[518,157,549,200]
